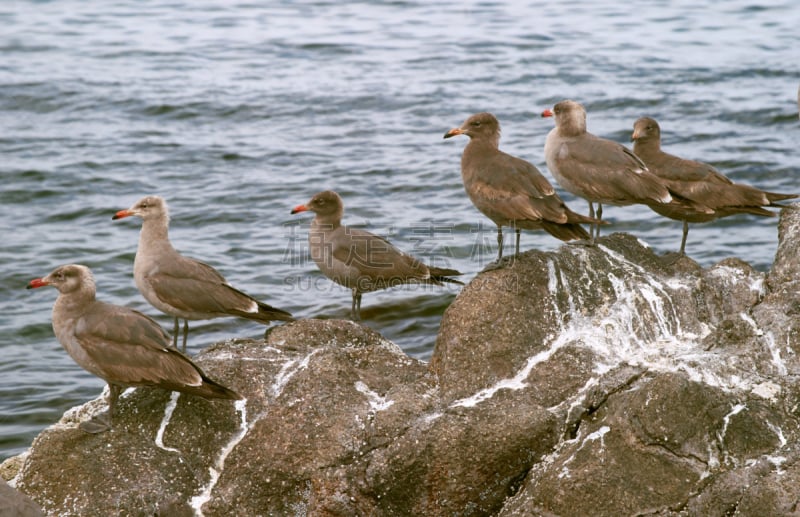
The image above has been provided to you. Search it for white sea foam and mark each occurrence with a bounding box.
[452,254,777,412]
[558,425,611,479]
[271,350,320,397]
[155,392,181,454]
[355,381,394,413]
[191,399,249,516]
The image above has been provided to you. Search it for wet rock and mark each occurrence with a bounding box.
[6,206,800,516]
[499,207,800,516]
[502,373,795,516]
[701,257,766,322]
[0,479,43,517]
[685,446,800,516]
[5,320,556,516]
[767,203,800,295]
[362,389,558,516]
[433,232,688,403]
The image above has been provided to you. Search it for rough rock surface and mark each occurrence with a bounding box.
[0,478,43,516]
[4,205,800,516]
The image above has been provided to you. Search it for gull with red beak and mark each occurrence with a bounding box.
[291,190,462,320]
[27,264,241,433]
[444,111,601,261]
[113,195,294,350]
[542,100,683,241]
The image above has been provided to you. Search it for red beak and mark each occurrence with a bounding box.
[541,109,554,118]
[27,278,49,289]
[290,204,308,215]
[112,209,133,220]
[443,127,464,139]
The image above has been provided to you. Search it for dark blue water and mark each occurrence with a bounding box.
[1,0,798,460]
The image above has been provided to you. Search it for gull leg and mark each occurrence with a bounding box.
[482,226,511,271]
[679,221,689,256]
[496,226,504,261]
[172,318,179,349]
[351,290,362,321]
[181,320,188,353]
[596,203,604,239]
[79,384,122,434]
[588,202,596,240]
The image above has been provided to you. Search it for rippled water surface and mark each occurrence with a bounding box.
[1,0,798,459]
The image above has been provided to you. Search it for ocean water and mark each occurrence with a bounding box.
[1,0,797,460]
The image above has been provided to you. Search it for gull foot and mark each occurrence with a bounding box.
[481,256,516,272]
[79,412,112,434]
[567,238,597,248]
[660,252,685,266]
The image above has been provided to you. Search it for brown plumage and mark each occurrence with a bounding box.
[443,112,600,260]
[27,264,241,433]
[291,190,462,320]
[543,100,683,241]
[113,195,294,351]
[631,116,797,255]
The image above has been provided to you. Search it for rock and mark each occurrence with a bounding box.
[6,205,800,516]
[0,479,44,517]
[5,319,556,516]
[500,373,793,516]
[362,388,558,516]
[432,232,707,404]
[685,445,800,516]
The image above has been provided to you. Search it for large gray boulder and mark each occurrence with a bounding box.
[4,205,800,516]
[5,320,558,516]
